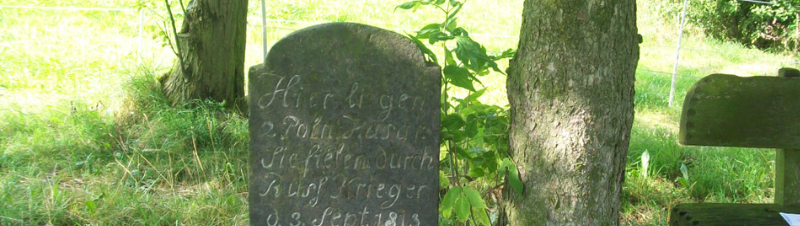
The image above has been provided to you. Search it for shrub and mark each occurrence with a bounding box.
[656,0,800,52]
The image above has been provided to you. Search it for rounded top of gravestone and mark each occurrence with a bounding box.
[262,22,437,80]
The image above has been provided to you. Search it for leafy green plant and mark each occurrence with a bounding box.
[397,1,521,225]
[675,163,692,188]
[441,186,490,225]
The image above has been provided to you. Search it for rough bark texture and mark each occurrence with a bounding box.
[501,0,639,225]
[161,0,247,106]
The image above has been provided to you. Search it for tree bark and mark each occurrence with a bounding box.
[501,0,639,225]
[161,0,247,107]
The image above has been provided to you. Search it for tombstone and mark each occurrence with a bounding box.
[248,23,441,226]
[669,70,800,225]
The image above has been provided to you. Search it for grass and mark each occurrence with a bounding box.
[1,0,798,225]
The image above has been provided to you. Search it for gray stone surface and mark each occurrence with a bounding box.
[248,22,441,226]
[679,74,800,149]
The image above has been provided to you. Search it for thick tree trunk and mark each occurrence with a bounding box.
[501,0,639,225]
[161,0,247,107]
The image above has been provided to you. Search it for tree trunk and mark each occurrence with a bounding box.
[501,0,639,225]
[161,0,247,107]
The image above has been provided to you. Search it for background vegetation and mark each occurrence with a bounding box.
[1,0,799,225]
[656,0,800,52]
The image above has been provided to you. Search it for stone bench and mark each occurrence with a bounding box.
[669,68,800,226]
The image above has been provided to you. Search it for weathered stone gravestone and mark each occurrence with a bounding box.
[248,23,441,226]
[669,69,800,226]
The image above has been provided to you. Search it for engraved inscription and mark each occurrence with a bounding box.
[251,73,437,226]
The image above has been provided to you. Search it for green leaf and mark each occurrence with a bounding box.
[503,158,524,196]
[488,62,503,74]
[467,167,485,178]
[465,118,479,137]
[508,165,523,196]
[441,186,462,218]
[442,113,465,131]
[445,17,458,32]
[680,163,689,181]
[470,154,487,166]
[85,200,96,214]
[435,0,446,5]
[454,36,500,73]
[463,187,487,208]
[447,2,464,20]
[472,206,491,226]
[493,48,516,60]
[454,36,481,63]
[498,159,508,179]
[451,145,471,159]
[452,27,469,37]
[466,88,486,102]
[483,153,499,173]
[440,130,454,142]
[396,1,420,10]
[417,23,443,39]
[455,195,470,222]
[444,48,457,66]
[406,34,438,64]
[450,0,461,7]
[468,146,487,155]
[676,177,689,187]
[428,31,453,44]
[51,183,60,200]
[443,65,475,91]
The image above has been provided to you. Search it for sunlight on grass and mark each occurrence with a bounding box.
[635,111,678,134]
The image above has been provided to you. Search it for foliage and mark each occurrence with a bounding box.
[397,1,521,225]
[658,0,800,51]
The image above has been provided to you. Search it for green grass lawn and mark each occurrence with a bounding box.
[1,0,798,225]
